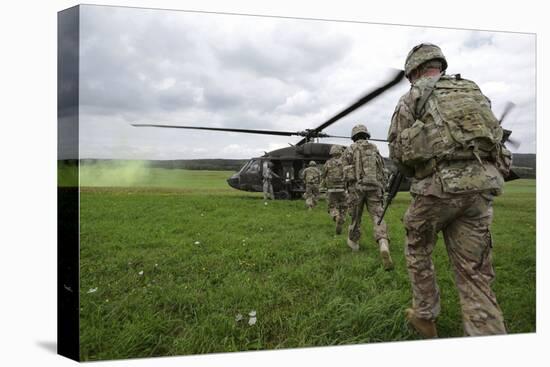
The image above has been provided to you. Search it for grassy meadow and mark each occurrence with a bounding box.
[73,164,536,360]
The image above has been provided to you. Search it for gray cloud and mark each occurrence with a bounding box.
[216,23,352,80]
[76,5,536,160]
[463,33,494,49]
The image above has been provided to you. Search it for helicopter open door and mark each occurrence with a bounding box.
[278,160,295,197]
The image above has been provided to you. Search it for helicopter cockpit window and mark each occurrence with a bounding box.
[246,161,261,174]
[238,161,252,173]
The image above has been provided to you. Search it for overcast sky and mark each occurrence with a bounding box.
[76,5,536,159]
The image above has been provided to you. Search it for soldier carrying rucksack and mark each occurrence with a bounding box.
[301,161,321,210]
[321,145,348,234]
[343,124,393,270]
[388,43,512,338]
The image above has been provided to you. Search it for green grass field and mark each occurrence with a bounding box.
[74,166,536,361]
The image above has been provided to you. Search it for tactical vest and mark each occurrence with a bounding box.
[324,158,345,188]
[400,75,503,176]
[351,141,386,188]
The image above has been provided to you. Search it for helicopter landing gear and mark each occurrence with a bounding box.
[291,191,305,200]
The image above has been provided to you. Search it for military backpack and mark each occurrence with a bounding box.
[324,158,345,189]
[303,167,321,185]
[348,140,386,189]
[400,75,511,177]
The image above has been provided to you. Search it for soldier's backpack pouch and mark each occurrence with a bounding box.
[343,165,355,183]
[437,160,504,195]
[359,152,379,186]
[400,119,438,166]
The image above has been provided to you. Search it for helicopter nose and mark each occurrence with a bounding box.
[227,173,240,189]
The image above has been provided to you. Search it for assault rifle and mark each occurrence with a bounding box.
[377,171,403,225]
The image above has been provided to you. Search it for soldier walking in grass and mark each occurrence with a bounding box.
[321,145,348,234]
[342,124,393,270]
[301,161,321,210]
[388,43,512,337]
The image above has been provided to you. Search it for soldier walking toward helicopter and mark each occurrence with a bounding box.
[301,161,321,210]
[321,145,348,234]
[343,124,393,270]
[388,43,512,337]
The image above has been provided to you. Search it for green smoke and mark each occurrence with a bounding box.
[79,160,151,187]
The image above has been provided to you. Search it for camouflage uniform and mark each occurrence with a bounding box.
[301,162,321,209]
[321,146,348,234]
[389,43,511,336]
[262,162,277,200]
[343,125,393,269]
[343,138,389,244]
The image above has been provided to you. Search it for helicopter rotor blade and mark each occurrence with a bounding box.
[323,135,351,139]
[132,124,391,143]
[323,134,388,143]
[497,103,521,149]
[502,128,521,149]
[133,69,404,146]
[296,69,405,145]
[499,102,515,125]
[498,105,521,180]
[131,124,298,137]
[506,137,521,149]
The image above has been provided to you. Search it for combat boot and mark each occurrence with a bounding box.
[378,239,394,270]
[347,238,360,252]
[335,220,343,235]
[405,308,438,338]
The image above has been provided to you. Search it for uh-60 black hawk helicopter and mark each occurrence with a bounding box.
[133,70,404,199]
[133,70,519,199]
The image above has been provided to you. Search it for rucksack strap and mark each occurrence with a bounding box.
[415,73,442,118]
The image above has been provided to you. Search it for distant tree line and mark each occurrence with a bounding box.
[508,153,536,178]
[73,159,248,171]
[384,154,535,179]
[147,159,248,171]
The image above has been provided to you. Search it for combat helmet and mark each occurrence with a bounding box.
[329,145,343,156]
[351,124,370,141]
[308,160,317,166]
[404,43,448,79]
